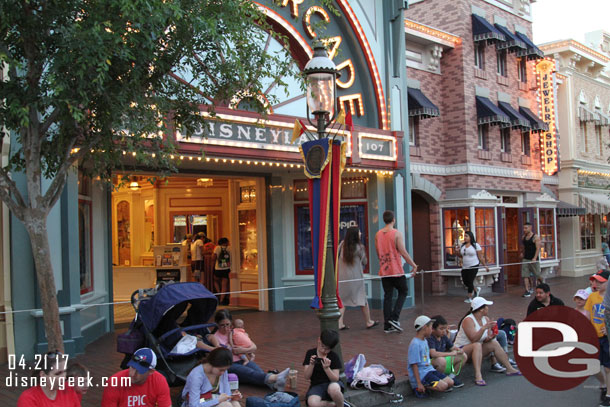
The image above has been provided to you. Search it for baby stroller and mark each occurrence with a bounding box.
[117,282,218,386]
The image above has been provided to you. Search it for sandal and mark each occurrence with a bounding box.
[506,371,522,376]
[475,379,487,386]
[366,321,379,329]
[339,325,350,330]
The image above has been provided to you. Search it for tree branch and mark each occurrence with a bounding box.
[0,167,27,220]
[39,109,59,136]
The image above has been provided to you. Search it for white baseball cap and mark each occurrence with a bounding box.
[471,297,493,311]
[414,315,435,331]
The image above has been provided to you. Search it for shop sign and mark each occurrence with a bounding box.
[256,0,388,130]
[176,113,352,156]
[358,132,396,161]
[578,172,610,189]
[535,59,558,176]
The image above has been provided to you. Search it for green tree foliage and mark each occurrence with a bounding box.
[0,0,297,352]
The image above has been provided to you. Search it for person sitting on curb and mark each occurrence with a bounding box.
[453,297,521,386]
[408,315,454,398]
[526,282,564,316]
[303,329,346,407]
[427,315,466,388]
[102,348,171,407]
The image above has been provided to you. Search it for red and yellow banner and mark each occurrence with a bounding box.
[536,59,558,175]
[299,138,346,309]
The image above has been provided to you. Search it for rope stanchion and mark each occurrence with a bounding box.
[0,253,602,316]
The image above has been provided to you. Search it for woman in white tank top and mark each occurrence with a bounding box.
[454,297,521,386]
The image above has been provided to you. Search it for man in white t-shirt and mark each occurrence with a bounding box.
[190,233,204,282]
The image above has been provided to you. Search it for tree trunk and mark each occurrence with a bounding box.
[24,216,64,353]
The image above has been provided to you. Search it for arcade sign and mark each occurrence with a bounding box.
[535,59,558,176]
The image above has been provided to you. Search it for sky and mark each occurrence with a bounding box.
[531,0,610,45]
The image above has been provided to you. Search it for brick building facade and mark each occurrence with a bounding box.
[405,0,560,297]
[540,32,610,277]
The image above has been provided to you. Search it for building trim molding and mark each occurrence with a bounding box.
[411,162,542,180]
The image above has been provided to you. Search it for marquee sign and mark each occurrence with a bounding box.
[535,59,558,175]
[256,0,387,130]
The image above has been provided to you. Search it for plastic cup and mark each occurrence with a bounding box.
[288,369,298,389]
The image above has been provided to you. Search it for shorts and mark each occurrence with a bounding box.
[418,370,447,388]
[214,269,230,279]
[306,382,344,401]
[600,336,610,368]
[521,260,541,279]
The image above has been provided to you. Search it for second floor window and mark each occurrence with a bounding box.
[409,117,418,146]
[597,125,603,155]
[497,50,507,77]
[521,132,530,156]
[500,128,511,152]
[478,125,488,150]
[581,121,589,153]
[474,43,485,70]
[518,58,527,83]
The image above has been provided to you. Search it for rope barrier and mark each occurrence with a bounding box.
[0,252,603,316]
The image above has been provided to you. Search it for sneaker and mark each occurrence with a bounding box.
[452,377,464,388]
[600,396,610,407]
[464,298,472,303]
[384,326,400,334]
[475,287,481,297]
[601,387,608,402]
[343,401,356,407]
[490,362,507,373]
[388,320,404,332]
[509,358,518,368]
[445,386,454,392]
[522,291,532,298]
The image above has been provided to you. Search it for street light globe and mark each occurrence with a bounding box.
[304,45,338,115]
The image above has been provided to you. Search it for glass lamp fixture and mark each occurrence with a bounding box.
[304,44,339,118]
[129,180,140,191]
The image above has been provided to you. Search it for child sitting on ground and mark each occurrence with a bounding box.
[409,315,454,398]
[427,315,466,388]
[229,318,255,364]
[574,289,589,316]
[303,329,345,407]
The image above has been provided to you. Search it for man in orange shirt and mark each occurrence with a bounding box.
[375,210,418,334]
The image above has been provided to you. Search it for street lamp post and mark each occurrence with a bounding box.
[303,44,342,361]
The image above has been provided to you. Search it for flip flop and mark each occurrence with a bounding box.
[475,379,487,386]
[506,371,522,376]
[366,321,379,329]
[339,326,350,330]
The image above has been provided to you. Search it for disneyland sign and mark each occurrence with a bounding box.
[175,114,350,155]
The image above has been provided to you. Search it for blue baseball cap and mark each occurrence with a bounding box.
[127,348,157,374]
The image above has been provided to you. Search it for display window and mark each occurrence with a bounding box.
[538,208,556,259]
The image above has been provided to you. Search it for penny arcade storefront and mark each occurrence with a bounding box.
[109,0,407,315]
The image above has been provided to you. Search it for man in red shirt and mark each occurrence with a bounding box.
[102,348,171,407]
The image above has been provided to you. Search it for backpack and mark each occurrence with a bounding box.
[498,317,517,344]
[218,247,230,268]
[344,353,366,382]
[351,364,396,390]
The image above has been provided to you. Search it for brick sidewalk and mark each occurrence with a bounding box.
[0,275,591,405]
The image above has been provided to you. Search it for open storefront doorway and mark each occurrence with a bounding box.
[111,175,267,324]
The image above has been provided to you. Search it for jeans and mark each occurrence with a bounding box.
[496,329,508,353]
[382,275,408,328]
[228,360,268,386]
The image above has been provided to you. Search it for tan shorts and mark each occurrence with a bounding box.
[521,260,541,279]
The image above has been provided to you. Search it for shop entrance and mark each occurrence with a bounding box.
[503,208,535,285]
[111,175,267,323]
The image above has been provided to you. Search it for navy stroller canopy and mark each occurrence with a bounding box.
[137,282,218,336]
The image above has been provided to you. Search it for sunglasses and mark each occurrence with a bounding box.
[132,354,152,369]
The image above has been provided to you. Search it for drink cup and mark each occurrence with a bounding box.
[492,322,499,336]
[228,373,239,391]
[288,369,298,389]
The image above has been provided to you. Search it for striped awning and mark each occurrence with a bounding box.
[598,111,610,126]
[579,192,610,215]
[557,200,586,217]
[579,105,598,122]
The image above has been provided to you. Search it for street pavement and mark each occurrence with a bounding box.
[0,274,600,406]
